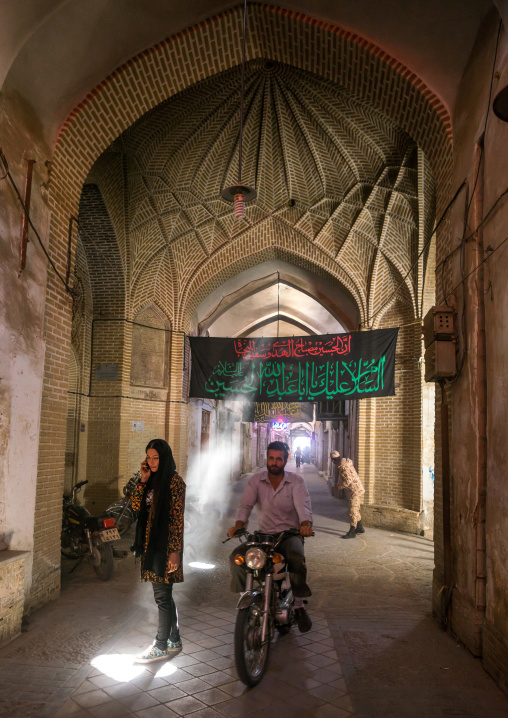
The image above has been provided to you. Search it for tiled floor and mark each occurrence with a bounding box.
[54,605,350,718]
[1,462,508,718]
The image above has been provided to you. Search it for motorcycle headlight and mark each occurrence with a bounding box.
[245,547,266,569]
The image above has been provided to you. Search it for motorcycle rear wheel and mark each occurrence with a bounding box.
[106,501,136,536]
[91,537,114,580]
[61,529,80,560]
[275,623,292,636]
[234,604,270,687]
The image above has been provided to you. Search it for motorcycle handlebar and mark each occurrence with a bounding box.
[222,527,247,544]
[222,526,314,544]
[69,479,89,502]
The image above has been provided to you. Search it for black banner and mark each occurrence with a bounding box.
[189,329,398,401]
[242,402,314,423]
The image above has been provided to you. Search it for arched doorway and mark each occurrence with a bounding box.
[37,6,448,609]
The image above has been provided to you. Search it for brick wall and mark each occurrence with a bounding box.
[358,298,423,513]
[31,5,451,608]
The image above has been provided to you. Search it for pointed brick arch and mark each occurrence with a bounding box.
[51,4,451,221]
[33,3,448,609]
[181,229,363,331]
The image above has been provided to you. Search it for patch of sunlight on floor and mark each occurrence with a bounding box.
[156,661,180,678]
[91,654,147,682]
[188,561,216,569]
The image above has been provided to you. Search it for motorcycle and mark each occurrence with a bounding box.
[61,479,125,580]
[227,527,311,686]
[105,473,140,536]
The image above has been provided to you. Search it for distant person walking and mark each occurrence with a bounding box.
[330,451,365,538]
[295,447,302,468]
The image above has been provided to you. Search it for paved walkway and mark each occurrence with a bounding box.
[1,462,508,718]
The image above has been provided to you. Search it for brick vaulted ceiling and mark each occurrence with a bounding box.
[83,59,436,328]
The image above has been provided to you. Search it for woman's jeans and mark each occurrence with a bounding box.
[152,583,180,649]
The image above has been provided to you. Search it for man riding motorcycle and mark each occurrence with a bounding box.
[227,440,313,632]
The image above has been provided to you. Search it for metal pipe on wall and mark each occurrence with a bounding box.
[440,380,452,596]
[19,159,35,274]
[472,141,487,613]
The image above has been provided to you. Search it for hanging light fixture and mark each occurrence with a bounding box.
[277,271,280,338]
[221,0,257,218]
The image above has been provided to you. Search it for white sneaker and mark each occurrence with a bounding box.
[134,643,170,663]
[167,639,182,652]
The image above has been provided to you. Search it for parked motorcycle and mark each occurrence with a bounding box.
[61,479,124,580]
[226,527,312,686]
[105,473,140,536]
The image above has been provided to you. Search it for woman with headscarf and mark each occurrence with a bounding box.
[130,438,185,663]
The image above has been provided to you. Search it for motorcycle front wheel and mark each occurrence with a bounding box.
[91,537,114,580]
[234,604,271,687]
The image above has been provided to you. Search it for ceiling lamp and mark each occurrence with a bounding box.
[221,0,257,218]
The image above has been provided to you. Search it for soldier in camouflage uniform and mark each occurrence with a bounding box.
[330,451,365,538]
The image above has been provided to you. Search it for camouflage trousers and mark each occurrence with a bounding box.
[348,491,364,528]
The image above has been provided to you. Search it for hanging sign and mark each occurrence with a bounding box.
[189,329,398,401]
[272,422,287,431]
[242,402,314,423]
[290,427,310,437]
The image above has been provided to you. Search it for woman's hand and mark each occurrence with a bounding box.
[167,552,180,573]
[140,460,150,483]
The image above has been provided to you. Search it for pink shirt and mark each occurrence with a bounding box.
[236,469,313,533]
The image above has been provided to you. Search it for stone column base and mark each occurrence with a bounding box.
[360,504,432,537]
[483,619,508,696]
[0,551,28,648]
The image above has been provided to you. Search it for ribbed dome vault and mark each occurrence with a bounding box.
[88,59,435,323]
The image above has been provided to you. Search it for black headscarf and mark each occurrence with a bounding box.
[133,438,177,577]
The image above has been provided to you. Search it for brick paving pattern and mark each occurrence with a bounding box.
[2,463,507,717]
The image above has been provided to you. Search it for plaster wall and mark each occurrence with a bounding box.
[437,9,508,683]
[482,38,508,686]
[0,94,52,604]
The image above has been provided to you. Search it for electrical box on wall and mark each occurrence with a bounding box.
[423,305,457,382]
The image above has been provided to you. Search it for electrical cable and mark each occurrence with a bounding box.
[444,233,508,303]
[0,150,9,181]
[90,316,186,335]
[277,271,280,338]
[447,20,502,377]
[461,20,502,238]
[0,148,75,295]
[396,318,424,329]
[67,390,188,404]
[436,184,508,271]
